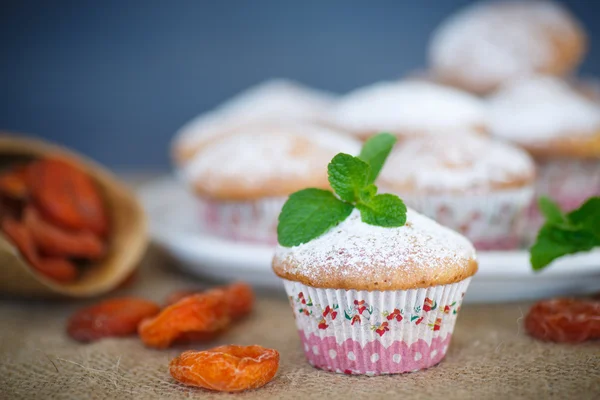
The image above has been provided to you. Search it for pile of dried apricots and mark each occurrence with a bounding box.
[66,282,280,392]
[0,158,108,282]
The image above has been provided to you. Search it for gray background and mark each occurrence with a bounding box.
[1,0,599,169]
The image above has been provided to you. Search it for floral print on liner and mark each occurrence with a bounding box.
[290,293,463,336]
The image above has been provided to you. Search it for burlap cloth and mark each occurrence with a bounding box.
[0,245,598,400]
[1,176,599,399]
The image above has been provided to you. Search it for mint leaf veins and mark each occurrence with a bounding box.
[277,133,406,247]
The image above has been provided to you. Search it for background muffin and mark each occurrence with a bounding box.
[328,80,487,140]
[172,78,336,165]
[488,75,600,233]
[177,120,361,243]
[378,132,536,250]
[429,0,586,94]
[273,208,477,375]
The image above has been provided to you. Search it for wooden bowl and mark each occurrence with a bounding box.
[0,134,148,297]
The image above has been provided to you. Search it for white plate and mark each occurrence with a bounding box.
[138,177,600,303]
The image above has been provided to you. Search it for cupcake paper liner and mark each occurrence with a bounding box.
[392,187,534,250]
[198,196,286,244]
[525,158,600,242]
[283,278,472,375]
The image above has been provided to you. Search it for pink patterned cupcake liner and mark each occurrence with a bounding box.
[198,196,286,244]
[392,187,534,251]
[283,278,471,375]
[525,158,600,243]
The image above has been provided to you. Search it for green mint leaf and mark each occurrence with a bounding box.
[358,133,397,184]
[530,223,600,271]
[356,193,407,227]
[359,184,377,203]
[327,153,370,203]
[538,196,565,224]
[277,188,354,247]
[567,197,600,238]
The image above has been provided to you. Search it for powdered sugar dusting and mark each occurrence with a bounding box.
[379,133,535,193]
[488,76,600,143]
[429,0,580,89]
[174,78,337,156]
[274,208,476,286]
[330,81,486,136]
[182,121,361,188]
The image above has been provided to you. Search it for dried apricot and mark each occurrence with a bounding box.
[2,217,37,265]
[224,282,254,320]
[139,290,230,349]
[27,158,108,236]
[67,298,160,342]
[165,282,254,320]
[0,166,29,199]
[169,345,279,392]
[2,217,78,282]
[525,298,600,343]
[31,257,78,283]
[24,206,105,259]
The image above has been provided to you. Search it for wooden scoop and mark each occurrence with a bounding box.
[0,134,148,297]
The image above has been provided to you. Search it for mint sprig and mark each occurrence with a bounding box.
[277,189,354,248]
[530,196,600,270]
[277,133,405,247]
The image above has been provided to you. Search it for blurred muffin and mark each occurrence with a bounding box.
[569,76,600,103]
[488,75,600,231]
[172,78,336,165]
[177,121,361,243]
[328,81,487,140]
[378,132,535,250]
[429,0,586,94]
[273,207,477,374]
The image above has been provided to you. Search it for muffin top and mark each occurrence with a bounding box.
[328,81,487,139]
[378,133,535,194]
[488,76,600,158]
[273,208,477,291]
[179,121,361,200]
[173,79,336,164]
[429,0,586,94]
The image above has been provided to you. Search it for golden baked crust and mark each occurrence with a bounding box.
[273,257,478,291]
[377,134,536,195]
[429,1,587,95]
[272,209,478,291]
[339,123,488,142]
[178,121,361,201]
[520,130,600,159]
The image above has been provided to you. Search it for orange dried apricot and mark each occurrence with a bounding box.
[2,217,37,265]
[224,282,254,320]
[525,298,600,343]
[139,290,230,349]
[67,298,160,342]
[31,257,78,283]
[169,345,279,392]
[165,282,254,320]
[27,158,108,236]
[23,206,105,259]
[0,166,29,199]
[1,217,78,282]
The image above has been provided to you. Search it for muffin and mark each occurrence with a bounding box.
[488,76,600,232]
[273,208,477,375]
[328,81,487,140]
[173,78,336,164]
[177,121,361,243]
[429,0,586,94]
[378,133,536,250]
